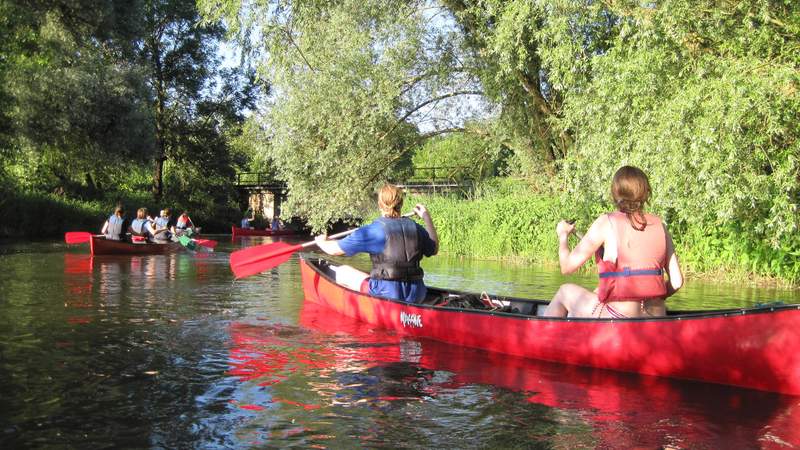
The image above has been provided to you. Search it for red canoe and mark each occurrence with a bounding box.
[300,255,800,396]
[231,226,300,238]
[90,235,182,255]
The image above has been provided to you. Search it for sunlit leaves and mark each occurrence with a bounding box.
[546,0,799,247]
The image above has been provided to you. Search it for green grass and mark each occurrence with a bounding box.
[408,181,800,286]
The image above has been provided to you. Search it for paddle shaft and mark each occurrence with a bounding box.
[302,211,418,249]
[232,212,417,271]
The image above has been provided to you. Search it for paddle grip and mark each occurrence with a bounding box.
[565,219,584,240]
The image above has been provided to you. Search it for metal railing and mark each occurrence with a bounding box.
[235,166,477,193]
[236,172,275,186]
[404,166,473,182]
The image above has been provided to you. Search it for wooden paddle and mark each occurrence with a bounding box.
[230,212,416,279]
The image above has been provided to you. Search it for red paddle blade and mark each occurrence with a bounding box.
[65,232,92,244]
[230,241,303,279]
[194,239,218,249]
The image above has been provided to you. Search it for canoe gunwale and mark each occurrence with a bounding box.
[300,253,800,395]
[300,254,800,323]
[90,235,182,255]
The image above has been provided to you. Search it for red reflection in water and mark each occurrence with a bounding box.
[63,254,94,324]
[227,298,800,447]
[64,253,93,275]
[228,322,333,384]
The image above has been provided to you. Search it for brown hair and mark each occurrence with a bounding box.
[377,184,403,218]
[611,166,651,231]
[163,208,171,216]
[136,207,148,220]
[114,205,124,217]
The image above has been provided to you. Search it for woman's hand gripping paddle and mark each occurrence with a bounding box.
[65,232,94,244]
[230,212,416,279]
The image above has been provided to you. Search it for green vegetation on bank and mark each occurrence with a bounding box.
[0,0,256,237]
[1,1,797,285]
[0,185,239,238]
[412,179,800,285]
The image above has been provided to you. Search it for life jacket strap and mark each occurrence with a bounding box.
[599,268,663,278]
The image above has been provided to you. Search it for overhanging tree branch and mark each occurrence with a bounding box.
[379,90,483,142]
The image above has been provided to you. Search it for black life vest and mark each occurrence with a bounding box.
[369,217,424,282]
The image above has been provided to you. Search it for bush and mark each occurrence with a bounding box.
[410,178,800,284]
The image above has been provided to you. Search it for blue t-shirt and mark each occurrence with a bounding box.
[338,218,436,303]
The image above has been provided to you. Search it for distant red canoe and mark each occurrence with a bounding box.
[90,235,182,256]
[300,255,800,396]
[231,226,300,238]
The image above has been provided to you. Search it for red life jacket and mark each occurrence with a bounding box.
[596,212,668,302]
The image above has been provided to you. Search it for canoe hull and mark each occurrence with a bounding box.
[90,235,181,255]
[231,226,299,237]
[300,255,800,395]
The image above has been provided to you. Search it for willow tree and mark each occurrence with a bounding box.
[199,0,483,229]
[536,0,800,247]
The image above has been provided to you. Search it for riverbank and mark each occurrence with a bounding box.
[0,189,237,238]
[410,181,800,287]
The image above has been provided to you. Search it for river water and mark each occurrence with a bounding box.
[1,237,799,449]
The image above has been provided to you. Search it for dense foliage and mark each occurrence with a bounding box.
[417,179,800,283]
[541,0,800,248]
[0,0,257,234]
[199,0,486,229]
[0,0,796,282]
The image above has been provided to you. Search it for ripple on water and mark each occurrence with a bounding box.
[1,243,799,448]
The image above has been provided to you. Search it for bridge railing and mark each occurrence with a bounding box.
[403,166,474,183]
[236,172,271,186]
[235,166,477,193]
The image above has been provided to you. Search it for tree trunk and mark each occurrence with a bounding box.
[149,34,168,201]
[153,154,165,200]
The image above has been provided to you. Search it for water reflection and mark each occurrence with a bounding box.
[1,241,799,448]
[222,299,800,448]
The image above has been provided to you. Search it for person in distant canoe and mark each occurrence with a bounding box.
[153,208,174,242]
[241,209,255,229]
[174,210,197,236]
[271,214,282,231]
[129,207,157,242]
[101,205,127,241]
[314,183,439,303]
[544,166,683,318]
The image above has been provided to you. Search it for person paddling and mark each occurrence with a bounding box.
[544,166,683,318]
[241,209,255,229]
[174,211,197,236]
[271,214,282,231]
[101,205,127,241]
[314,184,439,303]
[129,207,157,242]
[153,208,174,242]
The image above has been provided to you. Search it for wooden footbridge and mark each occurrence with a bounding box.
[235,167,475,196]
[235,167,475,218]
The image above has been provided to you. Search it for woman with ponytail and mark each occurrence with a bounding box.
[544,166,683,318]
[315,184,439,303]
